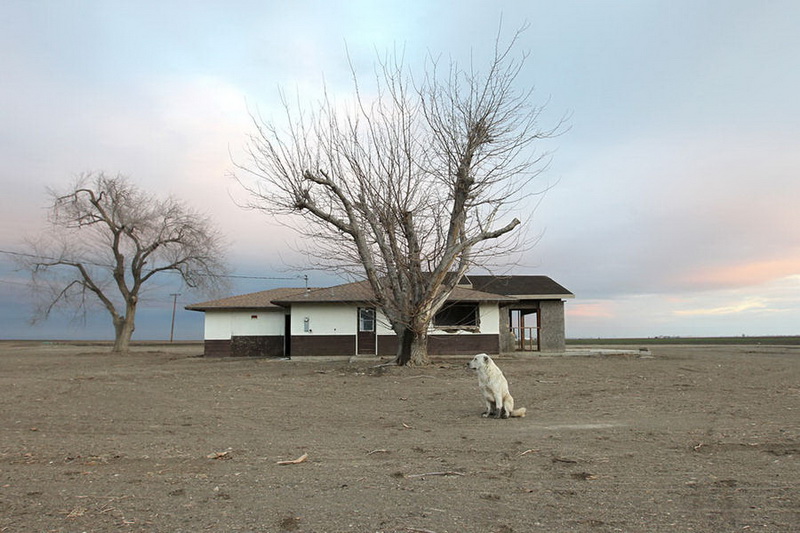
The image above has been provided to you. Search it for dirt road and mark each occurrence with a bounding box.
[1,342,797,532]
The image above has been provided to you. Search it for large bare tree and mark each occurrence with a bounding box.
[239,33,560,365]
[21,172,228,352]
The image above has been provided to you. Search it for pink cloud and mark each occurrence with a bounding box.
[674,298,768,317]
[567,302,615,319]
[679,254,800,290]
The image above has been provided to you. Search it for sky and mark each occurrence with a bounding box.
[1,0,799,340]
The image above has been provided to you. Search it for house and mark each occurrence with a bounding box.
[185,275,574,357]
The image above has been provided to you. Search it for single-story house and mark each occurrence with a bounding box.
[185,275,574,357]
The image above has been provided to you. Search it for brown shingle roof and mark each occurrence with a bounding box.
[185,287,311,311]
[272,279,515,304]
[463,275,574,298]
[272,280,375,304]
[445,286,517,302]
[186,275,570,311]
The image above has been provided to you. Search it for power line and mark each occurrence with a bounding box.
[0,248,304,282]
[215,273,301,281]
[0,278,30,287]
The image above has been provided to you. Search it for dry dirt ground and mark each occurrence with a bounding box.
[0,342,798,533]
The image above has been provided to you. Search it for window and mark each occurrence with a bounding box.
[434,303,479,328]
[359,308,375,332]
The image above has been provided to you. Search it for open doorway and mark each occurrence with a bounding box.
[509,308,539,351]
[284,314,291,358]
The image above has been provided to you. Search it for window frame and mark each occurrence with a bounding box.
[358,307,376,332]
[433,302,480,331]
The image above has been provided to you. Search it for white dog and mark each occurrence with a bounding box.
[468,353,527,419]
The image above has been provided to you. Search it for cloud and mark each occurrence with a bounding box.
[530,130,800,301]
[567,302,616,320]
[674,299,769,317]
[679,256,800,291]
[3,1,800,341]
[565,275,800,338]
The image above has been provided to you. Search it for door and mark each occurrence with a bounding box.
[357,307,377,355]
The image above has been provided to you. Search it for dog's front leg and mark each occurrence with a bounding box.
[483,400,496,417]
[494,392,507,418]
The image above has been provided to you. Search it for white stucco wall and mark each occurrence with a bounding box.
[204,301,502,340]
[376,309,393,335]
[478,302,501,334]
[290,303,358,335]
[204,310,286,340]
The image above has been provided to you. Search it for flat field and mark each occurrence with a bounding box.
[1,342,798,532]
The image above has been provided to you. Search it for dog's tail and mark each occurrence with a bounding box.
[510,407,527,417]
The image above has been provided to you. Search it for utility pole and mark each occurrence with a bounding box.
[169,293,181,342]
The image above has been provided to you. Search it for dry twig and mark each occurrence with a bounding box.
[366,449,389,455]
[405,471,465,479]
[552,456,578,464]
[207,450,232,460]
[276,453,308,465]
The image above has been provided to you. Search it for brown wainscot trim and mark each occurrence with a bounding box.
[377,335,397,356]
[204,336,285,357]
[290,335,356,356]
[377,334,500,356]
[204,339,231,357]
[231,335,284,357]
[428,334,500,355]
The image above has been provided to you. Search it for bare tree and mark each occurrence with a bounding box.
[238,32,560,365]
[20,172,229,352]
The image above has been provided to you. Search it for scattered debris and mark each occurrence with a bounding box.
[517,449,538,457]
[366,449,389,455]
[65,506,87,518]
[207,450,232,460]
[279,515,301,531]
[405,471,465,479]
[552,457,578,464]
[276,453,308,465]
[571,472,598,480]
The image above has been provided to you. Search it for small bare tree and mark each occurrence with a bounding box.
[20,172,229,352]
[238,32,560,365]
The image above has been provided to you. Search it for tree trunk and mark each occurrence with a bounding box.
[112,309,136,353]
[395,326,429,366]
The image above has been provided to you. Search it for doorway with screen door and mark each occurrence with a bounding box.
[357,307,377,355]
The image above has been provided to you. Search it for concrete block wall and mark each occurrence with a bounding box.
[538,300,566,352]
